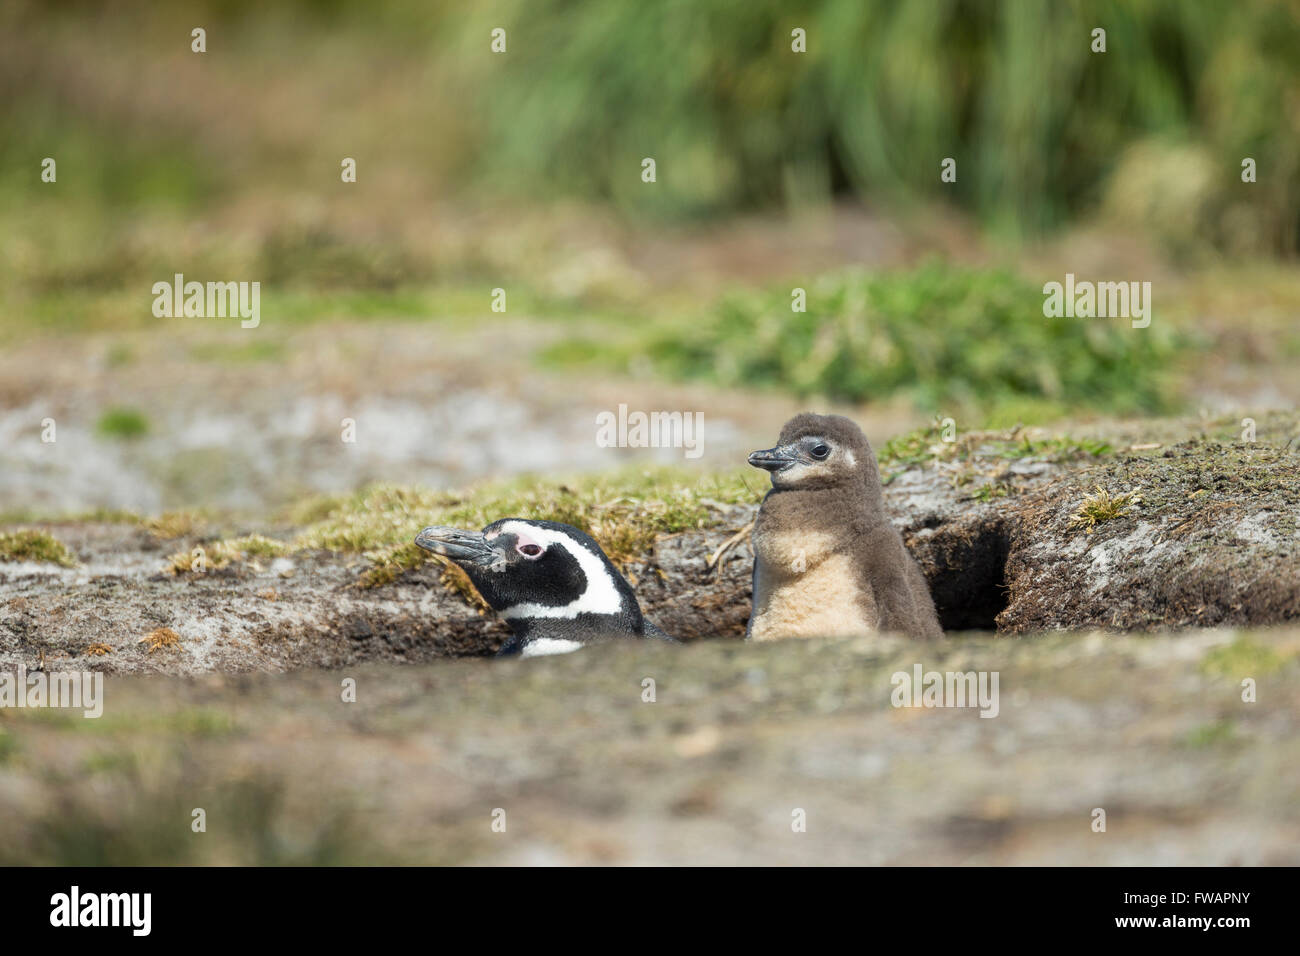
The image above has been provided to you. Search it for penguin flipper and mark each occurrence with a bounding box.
[744,558,759,640]
[872,540,942,639]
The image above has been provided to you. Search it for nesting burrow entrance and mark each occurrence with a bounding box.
[912,514,1013,633]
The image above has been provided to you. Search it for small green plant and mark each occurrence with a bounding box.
[1068,486,1140,534]
[970,482,1012,503]
[96,407,149,440]
[295,468,758,561]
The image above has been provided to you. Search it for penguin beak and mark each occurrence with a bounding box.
[748,445,797,472]
[414,526,500,566]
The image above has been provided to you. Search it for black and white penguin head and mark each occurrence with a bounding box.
[414,518,645,648]
[748,412,881,495]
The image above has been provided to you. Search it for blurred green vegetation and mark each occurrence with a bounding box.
[464,0,1299,253]
[0,0,1293,426]
[2,0,1297,259]
[0,755,403,865]
[544,264,1194,420]
[95,406,150,439]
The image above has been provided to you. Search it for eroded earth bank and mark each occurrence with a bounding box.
[1,412,1297,864]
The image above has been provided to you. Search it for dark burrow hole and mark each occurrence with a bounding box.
[922,516,1012,632]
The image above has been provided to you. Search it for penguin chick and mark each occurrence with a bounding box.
[746,413,942,641]
[414,518,675,657]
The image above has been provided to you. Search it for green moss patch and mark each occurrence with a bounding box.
[297,467,761,587]
[0,530,77,567]
[182,467,760,588]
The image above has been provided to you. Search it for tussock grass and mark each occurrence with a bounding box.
[139,628,182,654]
[166,534,289,574]
[180,467,761,587]
[143,511,207,540]
[1068,486,1141,534]
[297,467,761,587]
[0,530,77,567]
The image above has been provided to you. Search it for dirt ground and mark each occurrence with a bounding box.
[2,628,1295,865]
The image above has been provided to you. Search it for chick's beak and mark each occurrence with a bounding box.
[414,526,500,566]
[747,445,798,472]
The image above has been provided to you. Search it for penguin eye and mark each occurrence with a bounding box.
[810,443,831,460]
[517,543,544,558]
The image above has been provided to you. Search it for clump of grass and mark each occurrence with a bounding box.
[179,467,758,590]
[878,421,956,474]
[970,482,1013,503]
[166,534,288,574]
[544,265,1190,420]
[1067,486,1141,534]
[358,542,430,589]
[877,419,1113,484]
[138,627,181,653]
[0,530,77,567]
[143,511,206,540]
[292,467,760,588]
[464,2,1298,254]
[95,407,150,440]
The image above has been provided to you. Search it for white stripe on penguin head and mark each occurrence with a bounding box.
[493,521,625,620]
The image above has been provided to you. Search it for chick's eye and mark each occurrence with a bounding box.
[811,444,831,460]
[518,543,543,558]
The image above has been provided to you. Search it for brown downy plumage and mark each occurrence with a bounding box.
[746,413,942,641]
